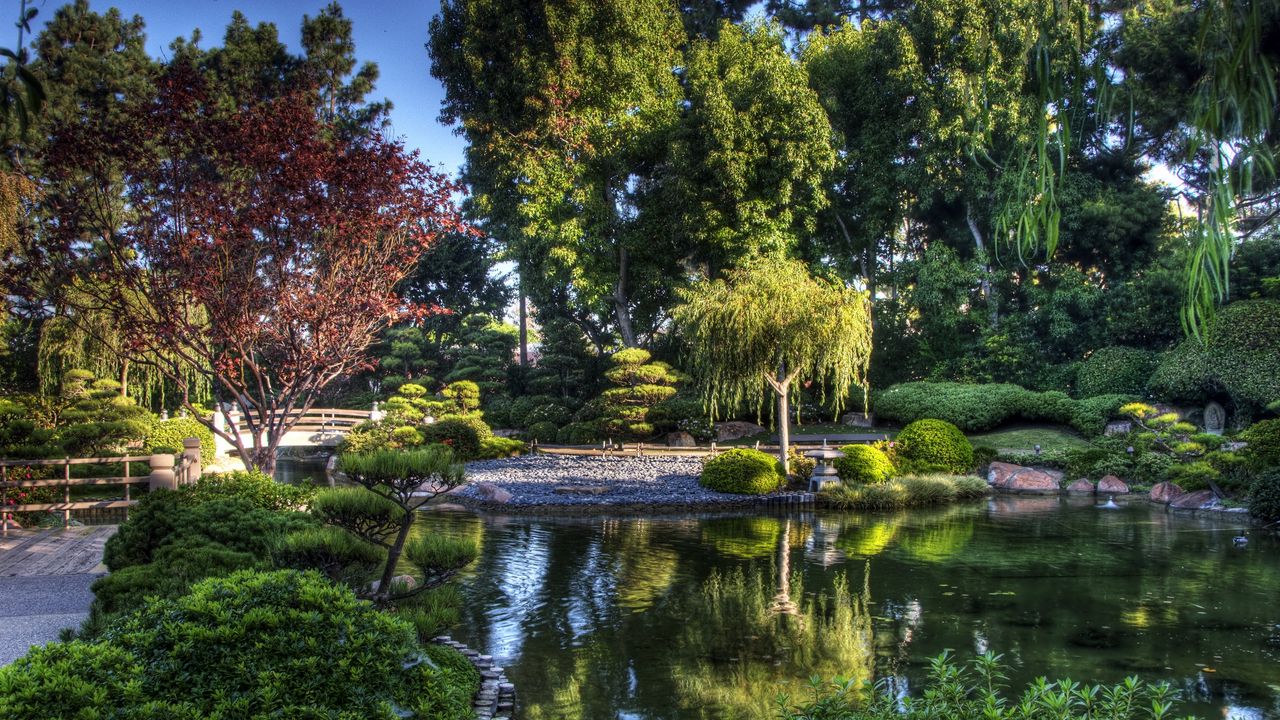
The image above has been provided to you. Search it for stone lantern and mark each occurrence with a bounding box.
[805,440,844,492]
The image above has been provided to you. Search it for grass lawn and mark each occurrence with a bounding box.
[967,425,1092,452]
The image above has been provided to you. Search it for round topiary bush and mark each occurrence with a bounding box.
[834,444,894,484]
[525,421,559,442]
[699,448,784,495]
[895,419,973,474]
[1076,346,1156,398]
[421,416,491,459]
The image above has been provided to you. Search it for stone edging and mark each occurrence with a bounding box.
[433,635,515,720]
[448,491,818,515]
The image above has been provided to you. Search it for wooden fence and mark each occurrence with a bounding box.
[1,438,203,535]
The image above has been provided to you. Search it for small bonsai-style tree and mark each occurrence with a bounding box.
[1121,402,1230,497]
[599,348,684,439]
[282,447,475,609]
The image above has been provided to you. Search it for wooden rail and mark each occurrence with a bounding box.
[1,453,193,534]
[232,408,371,435]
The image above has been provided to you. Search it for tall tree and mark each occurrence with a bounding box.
[674,257,872,473]
[28,64,462,473]
[665,20,836,275]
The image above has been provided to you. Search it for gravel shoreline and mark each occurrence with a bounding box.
[451,454,805,512]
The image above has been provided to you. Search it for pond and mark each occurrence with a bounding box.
[428,498,1280,720]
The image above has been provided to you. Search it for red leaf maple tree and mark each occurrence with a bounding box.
[36,63,464,473]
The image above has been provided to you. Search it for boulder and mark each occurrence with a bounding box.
[1104,421,1133,436]
[1169,489,1219,510]
[391,574,418,591]
[666,431,697,448]
[1149,481,1184,504]
[1066,479,1095,494]
[714,421,766,442]
[840,412,875,428]
[988,462,1060,493]
[475,482,513,504]
[1097,475,1129,494]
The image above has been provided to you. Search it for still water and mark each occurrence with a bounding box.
[427,498,1280,720]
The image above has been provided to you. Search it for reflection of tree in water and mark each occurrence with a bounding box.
[673,559,874,718]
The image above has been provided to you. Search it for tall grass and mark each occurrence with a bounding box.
[821,474,989,511]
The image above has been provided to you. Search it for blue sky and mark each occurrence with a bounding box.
[50,0,468,178]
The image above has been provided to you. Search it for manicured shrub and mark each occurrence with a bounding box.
[525,402,572,427]
[100,569,440,718]
[895,419,973,474]
[1071,394,1134,436]
[1206,300,1280,413]
[0,640,150,719]
[1248,467,1280,522]
[700,448,784,495]
[1241,418,1280,469]
[420,415,492,459]
[507,394,560,429]
[557,421,603,445]
[596,349,684,439]
[787,448,816,481]
[476,436,526,459]
[178,470,314,512]
[1076,346,1157,398]
[1165,460,1219,492]
[482,395,513,428]
[525,421,559,442]
[834,444,894,484]
[144,416,215,459]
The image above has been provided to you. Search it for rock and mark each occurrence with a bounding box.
[714,421,766,442]
[1104,420,1133,436]
[390,574,417,591]
[1149,481,1184,504]
[988,462,1062,492]
[666,431,697,447]
[840,412,874,428]
[1066,479,1095,494]
[552,485,611,495]
[1169,489,1219,510]
[475,482,513,504]
[1097,475,1129,494]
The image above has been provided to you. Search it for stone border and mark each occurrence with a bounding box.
[433,636,515,720]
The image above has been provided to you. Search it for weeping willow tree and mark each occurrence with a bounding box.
[673,256,872,473]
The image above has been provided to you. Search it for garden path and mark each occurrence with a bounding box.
[0,525,115,666]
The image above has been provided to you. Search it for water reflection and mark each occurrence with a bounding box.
[430,500,1280,720]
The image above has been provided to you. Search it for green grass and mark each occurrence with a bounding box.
[967,425,1091,453]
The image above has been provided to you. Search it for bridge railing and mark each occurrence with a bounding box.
[1,439,204,535]
[232,408,372,435]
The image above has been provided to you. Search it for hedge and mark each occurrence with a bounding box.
[873,381,1132,436]
[1076,347,1156,398]
[144,417,215,458]
[1149,299,1280,414]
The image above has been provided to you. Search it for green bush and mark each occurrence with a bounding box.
[1076,346,1157,398]
[97,569,457,719]
[525,421,559,442]
[833,444,894,484]
[476,436,526,459]
[895,419,973,474]
[420,416,491,459]
[1241,418,1280,469]
[482,396,513,428]
[144,417,215,459]
[1248,467,1280,521]
[787,448,816,481]
[1149,300,1280,415]
[178,470,314,512]
[971,445,998,469]
[700,448,784,495]
[873,382,1131,436]
[525,403,572,427]
[507,394,560,429]
[557,421,603,445]
[821,474,984,510]
[0,640,151,719]
[339,419,399,454]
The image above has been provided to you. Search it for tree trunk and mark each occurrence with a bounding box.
[966,202,999,327]
[376,510,415,604]
[518,274,529,368]
[776,363,791,475]
[119,358,129,397]
[615,245,638,347]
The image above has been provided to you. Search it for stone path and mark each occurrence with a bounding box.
[0,525,115,665]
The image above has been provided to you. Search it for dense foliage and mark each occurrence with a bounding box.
[875,382,1133,436]
[699,448,785,495]
[822,475,988,511]
[833,444,894,485]
[894,419,974,475]
[1076,347,1157,398]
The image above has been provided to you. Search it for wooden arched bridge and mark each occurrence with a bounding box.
[213,407,374,454]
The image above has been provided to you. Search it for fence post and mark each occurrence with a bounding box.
[149,453,177,492]
[182,437,203,484]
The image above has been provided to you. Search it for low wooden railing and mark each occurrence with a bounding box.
[1,439,202,534]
